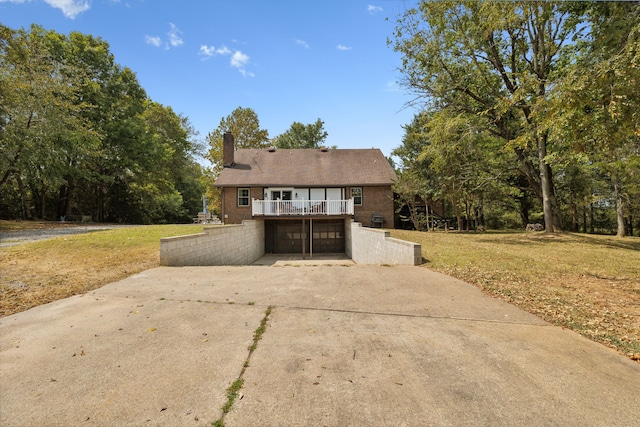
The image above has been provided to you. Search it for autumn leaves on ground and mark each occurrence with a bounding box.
[1,221,638,361]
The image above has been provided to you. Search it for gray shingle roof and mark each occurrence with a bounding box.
[214,148,396,187]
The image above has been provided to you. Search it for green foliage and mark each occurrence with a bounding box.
[205,107,269,213]
[0,24,204,223]
[390,1,640,235]
[206,106,270,176]
[390,1,582,232]
[546,2,640,236]
[272,118,329,149]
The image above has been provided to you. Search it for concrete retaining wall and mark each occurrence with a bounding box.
[160,220,264,266]
[160,219,420,267]
[347,221,422,266]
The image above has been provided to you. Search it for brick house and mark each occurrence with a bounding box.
[214,133,396,254]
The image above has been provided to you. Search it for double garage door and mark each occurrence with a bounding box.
[265,220,345,254]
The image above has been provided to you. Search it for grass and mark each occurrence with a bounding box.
[0,222,201,316]
[390,229,640,361]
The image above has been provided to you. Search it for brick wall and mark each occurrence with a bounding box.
[351,186,395,228]
[347,221,421,265]
[222,187,263,224]
[160,220,264,266]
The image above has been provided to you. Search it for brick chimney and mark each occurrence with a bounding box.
[223,132,234,167]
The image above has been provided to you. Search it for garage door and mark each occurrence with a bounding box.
[312,221,344,253]
[265,220,345,254]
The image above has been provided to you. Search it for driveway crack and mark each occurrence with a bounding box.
[212,305,273,427]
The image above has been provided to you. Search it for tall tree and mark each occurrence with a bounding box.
[1,24,205,223]
[272,118,328,149]
[548,2,640,236]
[392,112,440,230]
[390,1,582,232]
[0,24,98,219]
[205,107,269,213]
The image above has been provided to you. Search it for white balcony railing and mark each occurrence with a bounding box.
[252,199,354,216]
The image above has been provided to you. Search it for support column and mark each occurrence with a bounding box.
[301,218,306,260]
[309,218,313,258]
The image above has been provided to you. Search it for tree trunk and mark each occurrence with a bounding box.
[477,193,485,229]
[465,201,472,231]
[549,174,563,231]
[40,190,46,220]
[16,176,31,220]
[453,203,463,231]
[424,198,431,232]
[64,177,75,217]
[518,196,531,228]
[614,181,625,237]
[570,193,578,232]
[537,134,559,233]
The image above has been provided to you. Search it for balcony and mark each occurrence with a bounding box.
[252,199,354,217]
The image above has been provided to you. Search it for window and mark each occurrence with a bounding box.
[238,188,250,206]
[351,187,363,206]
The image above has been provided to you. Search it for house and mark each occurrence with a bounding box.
[214,132,396,254]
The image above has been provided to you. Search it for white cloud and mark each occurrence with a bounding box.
[199,44,231,57]
[230,51,253,77]
[367,5,383,14]
[200,43,254,77]
[295,39,309,49]
[145,23,185,50]
[43,0,90,19]
[145,35,162,47]
[231,50,249,67]
[337,44,352,51]
[167,23,183,47]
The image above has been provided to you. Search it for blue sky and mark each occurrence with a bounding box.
[1,0,418,161]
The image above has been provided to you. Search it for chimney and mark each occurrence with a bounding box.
[223,132,234,167]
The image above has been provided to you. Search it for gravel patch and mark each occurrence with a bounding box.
[0,225,129,248]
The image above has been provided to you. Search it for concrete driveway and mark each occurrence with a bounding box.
[1,265,639,426]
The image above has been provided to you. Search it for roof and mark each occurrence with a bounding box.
[214,148,396,187]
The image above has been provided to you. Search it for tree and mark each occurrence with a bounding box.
[390,1,583,232]
[548,3,640,236]
[392,112,438,230]
[205,107,269,213]
[0,25,98,219]
[393,169,429,231]
[1,24,205,223]
[138,101,205,223]
[272,119,328,149]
